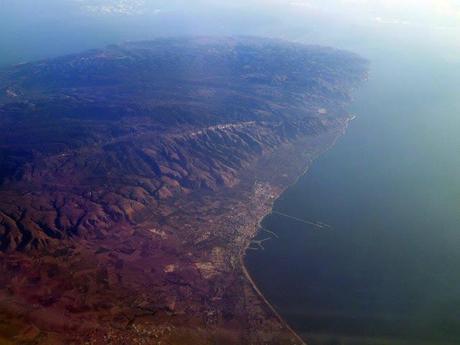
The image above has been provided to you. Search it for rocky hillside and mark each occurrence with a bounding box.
[0,37,366,252]
[0,37,367,345]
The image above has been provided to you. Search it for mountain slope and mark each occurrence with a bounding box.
[0,37,367,345]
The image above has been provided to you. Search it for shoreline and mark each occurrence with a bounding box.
[240,234,307,345]
[239,115,355,345]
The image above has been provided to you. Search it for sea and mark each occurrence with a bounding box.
[246,40,460,345]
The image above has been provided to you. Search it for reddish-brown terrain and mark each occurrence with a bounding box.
[0,37,367,344]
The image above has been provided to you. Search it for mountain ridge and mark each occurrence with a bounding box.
[0,37,367,344]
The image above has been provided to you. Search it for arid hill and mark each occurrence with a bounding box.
[0,37,367,345]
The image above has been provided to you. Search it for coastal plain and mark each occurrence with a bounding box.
[0,37,367,345]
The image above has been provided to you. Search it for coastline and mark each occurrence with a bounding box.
[239,114,356,345]
[240,234,308,345]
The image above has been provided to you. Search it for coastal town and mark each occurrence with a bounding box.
[0,37,367,344]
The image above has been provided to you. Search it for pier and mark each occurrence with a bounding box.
[271,210,331,229]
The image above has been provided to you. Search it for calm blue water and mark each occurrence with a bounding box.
[2,2,460,343]
[246,50,460,345]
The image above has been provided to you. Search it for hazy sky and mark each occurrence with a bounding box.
[1,0,459,65]
[70,0,460,26]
